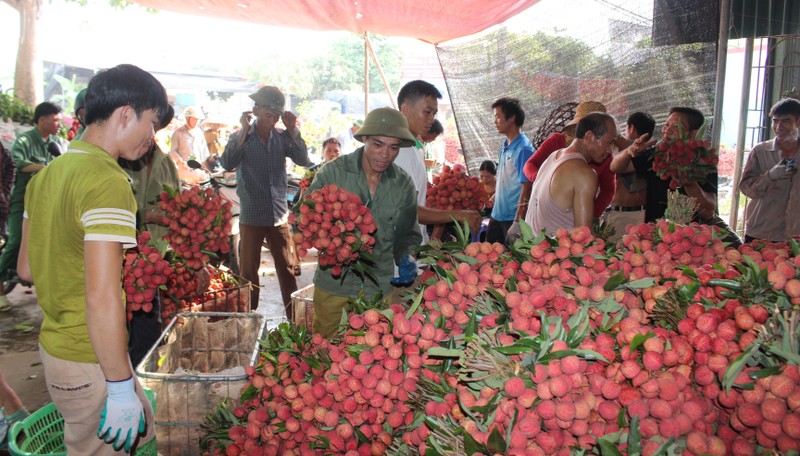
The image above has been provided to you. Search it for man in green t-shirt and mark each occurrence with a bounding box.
[18,64,168,455]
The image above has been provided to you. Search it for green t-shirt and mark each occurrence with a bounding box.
[25,140,137,363]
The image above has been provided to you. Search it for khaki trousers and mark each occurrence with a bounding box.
[602,209,646,243]
[312,286,350,338]
[39,346,154,455]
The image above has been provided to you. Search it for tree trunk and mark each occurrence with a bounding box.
[12,0,42,106]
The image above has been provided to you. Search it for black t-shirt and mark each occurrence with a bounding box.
[632,148,718,223]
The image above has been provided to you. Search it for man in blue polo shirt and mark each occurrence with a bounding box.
[487,97,534,244]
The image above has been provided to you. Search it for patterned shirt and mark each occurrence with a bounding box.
[220,126,311,226]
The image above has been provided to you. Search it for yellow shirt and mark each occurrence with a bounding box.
[25,140,136,363]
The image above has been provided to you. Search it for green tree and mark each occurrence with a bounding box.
[242,33,403,102]
[50,74,87,115]
[2,0,145,106]
[306,34,402,99]
[242,53,315,99]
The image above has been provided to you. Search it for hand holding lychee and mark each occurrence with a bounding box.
[289,184,377,278]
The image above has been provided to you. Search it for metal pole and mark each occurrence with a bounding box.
[711,0,730,150]
[729,38,755,231]
[365,34,397,109]
[364,32,369,116]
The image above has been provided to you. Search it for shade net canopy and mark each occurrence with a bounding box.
[128,0,541,44]
[437,0,720,173]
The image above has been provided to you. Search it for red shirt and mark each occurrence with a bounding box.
[522,132,615,219]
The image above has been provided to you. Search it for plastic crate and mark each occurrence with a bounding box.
[8,389,156,456]
[135,312,271,456]
[291,284,315,328]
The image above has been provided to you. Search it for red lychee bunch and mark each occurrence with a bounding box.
[67,118,81,141]
[297,168,318,193]
[289,184,377,278]
[186,268,249,313]
[158,186,233,270]
[426,164,487,211]
[163,259,198,301]
[160,258,199,326]
[217,304,445,455]
[615,221,727,281]
[123,231,173,321]
[716,365,800,453]
[652,136,718,190]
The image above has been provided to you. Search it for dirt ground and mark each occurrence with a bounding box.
[0,284,48,413]
[0,247,314,439]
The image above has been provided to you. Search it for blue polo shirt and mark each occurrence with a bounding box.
[491,132,533,222]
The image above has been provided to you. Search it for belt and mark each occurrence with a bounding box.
[607,205,645,213]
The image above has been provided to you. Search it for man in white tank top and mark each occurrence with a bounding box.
[525,112,618,235]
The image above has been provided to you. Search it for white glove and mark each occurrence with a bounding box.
[505,221,522,244]
[768,161,795,181]
[97,376,145,452]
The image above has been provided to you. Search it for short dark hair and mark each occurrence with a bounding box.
[397,80,442,108]
[322,137,341,148]
[479,159,497,175]
[33,102,62,123]
[84,64,168,125]
[627,112,655,138]
[575,112,615,139]
[158,104,175,131]
[428,119,444,136]
[668,107,705,132]
[770,98,800,118]
[491,97,525,127]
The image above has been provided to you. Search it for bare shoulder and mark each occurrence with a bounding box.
[556,157,595,178]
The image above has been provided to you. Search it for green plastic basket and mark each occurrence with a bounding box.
[8,388,156,456]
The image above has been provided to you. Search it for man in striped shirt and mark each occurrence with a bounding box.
[18,64,168,454]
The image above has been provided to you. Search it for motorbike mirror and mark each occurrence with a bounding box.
[187,159,203,170]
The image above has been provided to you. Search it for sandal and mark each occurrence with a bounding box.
[0,296,10,312]
[293,265,301,277]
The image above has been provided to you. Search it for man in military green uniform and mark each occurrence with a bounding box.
[306,108,422,337]
[73,88,87,140]
[0,102,63,288]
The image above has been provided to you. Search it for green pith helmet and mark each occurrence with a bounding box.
[354,107,416,148]
[74,88,87,114]
[249,86,285,114]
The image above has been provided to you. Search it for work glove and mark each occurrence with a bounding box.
[97,376,145,453]
[505,221,522,245]
[390,255,417,287]
[768,160,796,181]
